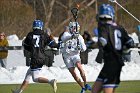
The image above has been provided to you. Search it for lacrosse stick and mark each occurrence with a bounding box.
[109,0,140,23]
[71,7,80,49]
[71,7,79,33]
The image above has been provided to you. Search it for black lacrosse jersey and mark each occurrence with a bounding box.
[23,29,58,69]
[24,29,53,59]
[98,22,132,65]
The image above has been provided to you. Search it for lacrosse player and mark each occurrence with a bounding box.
[60,22,91,93]
[12,20,58,93]
[91,4,134,93]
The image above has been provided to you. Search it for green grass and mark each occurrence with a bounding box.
[0,81,140,93]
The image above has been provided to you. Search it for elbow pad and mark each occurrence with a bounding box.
[48,40,59,48]
[99,37,107,47]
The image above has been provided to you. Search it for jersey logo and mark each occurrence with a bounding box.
[114,29,122,50]
[33,35,40,47]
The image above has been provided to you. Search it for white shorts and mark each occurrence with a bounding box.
[62,54,81,68]
[24,68,42,82]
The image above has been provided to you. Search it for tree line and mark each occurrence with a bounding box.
[0,0,139,39]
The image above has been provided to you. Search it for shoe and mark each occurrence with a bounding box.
[50,79,57,93]
[85,84,92,91]
[11,89,19,93]
[80,88,86,93]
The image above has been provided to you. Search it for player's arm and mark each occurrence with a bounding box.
[78,35,87,52]
[121,27,134,48]
[61,32,72,43]
[46,35,59,49]
[23,33,32,51]
[61,31,79,43]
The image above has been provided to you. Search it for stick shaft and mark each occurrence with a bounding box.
[111,0,140,23]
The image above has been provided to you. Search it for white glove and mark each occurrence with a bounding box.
[72,32,79,38]
[99,37,107,47]
[77,44,81,50]
[123,49,131,54]
[123,46,131,53]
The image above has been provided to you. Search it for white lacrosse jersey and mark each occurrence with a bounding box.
[60,31,86,56]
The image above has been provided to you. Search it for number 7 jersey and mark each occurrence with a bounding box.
[23,29,57,59]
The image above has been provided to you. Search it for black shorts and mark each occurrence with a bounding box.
[96,58,122,88]
[30,58,45,69]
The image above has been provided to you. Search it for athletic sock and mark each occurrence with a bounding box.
[19,90,23,93]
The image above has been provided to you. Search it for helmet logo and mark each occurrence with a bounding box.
[33,20,44,30]
[99,4,115,20]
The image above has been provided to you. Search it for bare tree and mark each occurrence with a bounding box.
[53,0,96,35]
[41,0,56,28]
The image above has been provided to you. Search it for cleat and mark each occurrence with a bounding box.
[11,89,19,93]
[80,88,86,93]
[85,84,92,91]
[50,79,57,93]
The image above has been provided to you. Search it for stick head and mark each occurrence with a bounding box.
[109,0,116,2]
[71,7,79,20]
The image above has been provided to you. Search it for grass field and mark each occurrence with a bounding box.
[0,81,140,93]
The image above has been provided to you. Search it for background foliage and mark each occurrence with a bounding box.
[0,0,139,39]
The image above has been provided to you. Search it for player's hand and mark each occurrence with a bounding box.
[75,45,81,50]
[123,49,131,53]
[77,44,81,50]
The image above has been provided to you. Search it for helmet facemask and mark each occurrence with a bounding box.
[69,22,80,34]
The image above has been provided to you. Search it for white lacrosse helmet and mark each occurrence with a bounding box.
[69,22,80,33]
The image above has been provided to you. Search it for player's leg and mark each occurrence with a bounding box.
[12,80,30,93]
[68,67,84,88]
[91,81,103,93]
[30,59,51,83]
[76,62,86,85]
[103,88,114,93]
[0,59,3,67]
[74,55,91,91]
[102,72,121,93]
[113,88,116,93]
[91,68,107,93]
[76,61,91,91]
[72,55,86,86]
[68,67,87,93]
[65,55,85,88]
[12,68,31,93]
[1,59,7,68]
[31,69,57,93]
